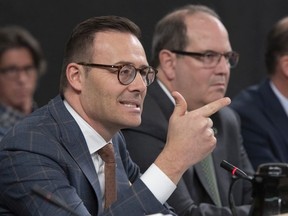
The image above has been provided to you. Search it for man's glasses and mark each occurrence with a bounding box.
[170,50,239,68]
[77,62,158,86]
[0,65,37,79]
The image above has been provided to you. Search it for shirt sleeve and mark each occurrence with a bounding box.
[140,163,176,204]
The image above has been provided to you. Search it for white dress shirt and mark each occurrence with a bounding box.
[63,100,175,206]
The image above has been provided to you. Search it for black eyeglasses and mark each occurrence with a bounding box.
[170,50,239,68]
[77,62,158,86]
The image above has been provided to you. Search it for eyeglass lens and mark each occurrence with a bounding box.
[118,65,156,86]
[204,52,239,68]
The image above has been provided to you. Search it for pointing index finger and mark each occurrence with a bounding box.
[197,97,231,117]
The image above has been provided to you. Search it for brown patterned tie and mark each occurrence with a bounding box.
[97,143,117,208]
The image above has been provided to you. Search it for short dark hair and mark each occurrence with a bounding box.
[0,26,46,76]
[265,16,288,75]
[151,4,219,67]
[59,15,141,94]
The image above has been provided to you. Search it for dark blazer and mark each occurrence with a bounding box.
[231,78,288,170]
[0,95,175,216]
[122,80,253,216]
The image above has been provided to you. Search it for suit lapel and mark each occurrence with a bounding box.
[259,80,288,143]
[112,134,135,194]
[193,113,219,205]
[210,112,230,204]
[148,80,175,121]
[212,138,229,204]
[194,111,231,206]
[194,162,219,205]
[48,95,103,213]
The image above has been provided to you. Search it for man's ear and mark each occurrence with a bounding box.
[159,49,177,80]
[279,55,288,77]
[66,63,83,91]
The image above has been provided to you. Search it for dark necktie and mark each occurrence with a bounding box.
[199,154,222,207]
[97,143,117,208]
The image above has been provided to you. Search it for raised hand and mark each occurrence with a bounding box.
[155,91,231,184]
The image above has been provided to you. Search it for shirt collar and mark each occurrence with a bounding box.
[270,80,288,117]
[63,100,110,155]
[157,79,175,105]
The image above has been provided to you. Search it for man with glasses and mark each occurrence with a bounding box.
[0,16,230,215]
[122,5,253,215]
[0,26,46,141]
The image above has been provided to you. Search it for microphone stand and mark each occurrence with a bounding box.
[228,176,239,216]
[220,160,253,216]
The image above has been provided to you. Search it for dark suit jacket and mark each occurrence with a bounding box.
[231,78,288,170]
[122,80,254,216]
[0,95,175,216]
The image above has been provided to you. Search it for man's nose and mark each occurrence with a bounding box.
[129,72,147,91]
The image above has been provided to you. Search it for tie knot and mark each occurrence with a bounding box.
[98,143,115,163]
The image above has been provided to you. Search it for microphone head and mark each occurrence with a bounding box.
[220,160,253,181]
[220,160,234,171]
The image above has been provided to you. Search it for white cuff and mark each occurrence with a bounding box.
[140,163,176,204]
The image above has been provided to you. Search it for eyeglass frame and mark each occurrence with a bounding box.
[77,62,158,86]
[170,50,239,68]
[0,65,37,79]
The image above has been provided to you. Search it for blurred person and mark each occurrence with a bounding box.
[231,16,288,170]
[0,26,46,140]
[122,4,253,216]
[0,16,230,215]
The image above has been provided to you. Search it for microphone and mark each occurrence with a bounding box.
[220,160,253,216]
[31,185,80,216]
[220,160,253,181]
